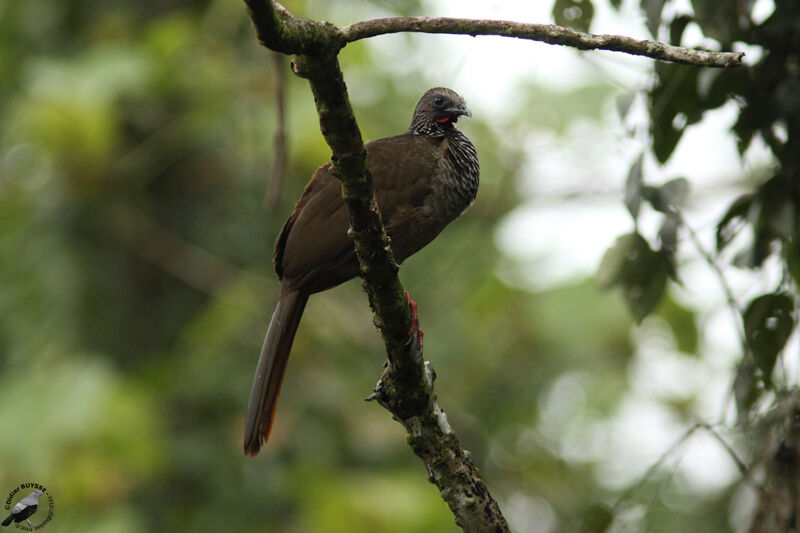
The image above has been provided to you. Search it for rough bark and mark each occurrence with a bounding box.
[342,16,744,68]
[244,1,511,530]
[242,1,744,530]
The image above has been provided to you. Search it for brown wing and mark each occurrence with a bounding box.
[273,162,350,283]
[370,134,448,262]
[274,133,443,293]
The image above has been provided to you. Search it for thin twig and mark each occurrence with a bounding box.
[112,205,260,295]
[678,212,749,422]
[643,448,687,533]
[699,423,750,479]
[613,420,755,529]
[612,424,699,513]
[265,52,288,210]
[678,211,746,345]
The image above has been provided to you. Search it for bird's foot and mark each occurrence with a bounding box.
[404,291,424,351]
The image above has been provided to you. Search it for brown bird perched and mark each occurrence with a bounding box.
[244,87,479,456]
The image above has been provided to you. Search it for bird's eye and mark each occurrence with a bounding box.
[433,96,445,106]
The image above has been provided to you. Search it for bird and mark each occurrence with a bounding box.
[244,87,479,456]
[2,490,43,528]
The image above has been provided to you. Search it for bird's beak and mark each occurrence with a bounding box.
[445,104,471,118]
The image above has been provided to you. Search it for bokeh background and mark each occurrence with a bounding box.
[0,0,790,532]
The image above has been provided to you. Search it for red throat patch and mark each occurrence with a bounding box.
[435,116,451,123]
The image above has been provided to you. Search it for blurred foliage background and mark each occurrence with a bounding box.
[0,0,796,532]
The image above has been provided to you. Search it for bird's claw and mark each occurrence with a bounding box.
[404,291,424,351]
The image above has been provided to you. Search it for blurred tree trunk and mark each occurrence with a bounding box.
[748,403,800,533]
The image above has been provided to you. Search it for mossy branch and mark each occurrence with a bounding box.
[288,53,417,370]
[342,17,743,68]
[245,1,510,531]
[246,1,744,67]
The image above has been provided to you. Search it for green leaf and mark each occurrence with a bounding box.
[639,186,660,212]
[597,233,669,323]
[732,247,756,269]
[552,0,595,33]
[642,0,665,37]
[733,97,762,155]
[659,177,689,209]
[657,293,699,354]
[716,193,755,252]
[757,175,796,244]
[624,153,644,220]
[774,79,800,118]
[649,64,701,163]
[741,175,796,268]
[743,293,795,386]
[704,66,749,110]
[690,0,741,45]
[581,503,613,533]
[658,210,681,252]
[669,14,693,46]
[623,258,668,324]
[767,198,796,241]
[652,125,683,164]
[733,360,760,420]
[649,177,690,213]
[616,92,635,120]
[785,241,800,288]
[751,228,775,267]
[597,233,638,289]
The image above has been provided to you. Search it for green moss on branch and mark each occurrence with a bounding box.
[243,0,344,55]
[245,3,512,531]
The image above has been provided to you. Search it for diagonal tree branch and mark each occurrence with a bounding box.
[244,1,510,530]
[265,52,289,210]
[289,52,508,532]
[341,17,743,68]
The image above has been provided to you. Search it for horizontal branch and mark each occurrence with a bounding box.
[342,17,744,68]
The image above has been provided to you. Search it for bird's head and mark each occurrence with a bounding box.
[410,87,471,135]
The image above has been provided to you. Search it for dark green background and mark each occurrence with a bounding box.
[2,0,788,531]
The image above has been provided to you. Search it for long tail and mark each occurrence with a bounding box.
[243,289,308,456]
[2,513,14,526]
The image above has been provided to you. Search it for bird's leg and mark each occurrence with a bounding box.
[26,518,33,528]
[404,291,424,350]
